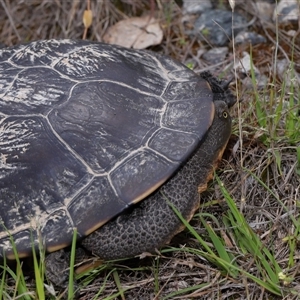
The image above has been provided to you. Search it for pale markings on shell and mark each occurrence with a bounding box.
[92,79,165,99]
[149,52,190,83]
[0,119,34,151]
[53,48,119,78]
[0,68,22,98]
[2,75,65,108]
[11,40,66,64]
[49,45,116,68]
[0,187,76,240]
[0,211,38,240]
[0,119,35,178]
[0,154,22,179]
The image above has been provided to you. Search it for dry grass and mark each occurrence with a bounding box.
[1,0,300,299]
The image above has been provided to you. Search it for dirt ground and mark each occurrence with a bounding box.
[1,0,300,299]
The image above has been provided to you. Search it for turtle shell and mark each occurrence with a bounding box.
[0,39,214,258]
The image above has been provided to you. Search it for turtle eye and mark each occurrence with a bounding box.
[222,111,228,118]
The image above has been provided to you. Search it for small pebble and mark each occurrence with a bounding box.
[183,0,212,15]
[273,0,299,23]
[202,47,229,64]
[255,1,274,21]
[235,31,266,45]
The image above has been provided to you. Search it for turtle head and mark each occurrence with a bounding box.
[200,71,236,108]
[208,100,232,154]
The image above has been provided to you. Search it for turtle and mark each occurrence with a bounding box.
[0,39,235,285]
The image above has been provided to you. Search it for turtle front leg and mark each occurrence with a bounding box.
[45,247,87,295]
[45,249,70,289]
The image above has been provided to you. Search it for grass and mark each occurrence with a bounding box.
[1,0,300,299]
[164,181,289,297]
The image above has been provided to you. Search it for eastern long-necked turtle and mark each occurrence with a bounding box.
[0,39,235,284]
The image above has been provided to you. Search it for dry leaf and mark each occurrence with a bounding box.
[103,16,163,49]
[83,10,93,29]
[228,0,235,10]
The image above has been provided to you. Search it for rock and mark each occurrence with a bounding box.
[286,30,297,37]
[277,58,300,86]
[193,9,247,46]
[183,0,212,14]
[235,31,266,45]
[273,0,299,24]
[202,47,229,64]
[255,1,275,21]
[234,52,268,89]
[234,52,259,76]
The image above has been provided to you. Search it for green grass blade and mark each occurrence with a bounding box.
[9,237,31,300]
[296,147,300,175]
[0,254,7,300]
[32,243,45,300]
[249,47,266,128]
[68,228,77,300]
[200,216,238,277]
[216,175,282,288]
[162,282,213,300]
[163,245,282,295]
[112,270,125,300]
[162,193,215,256]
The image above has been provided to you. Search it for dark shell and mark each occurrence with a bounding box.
[0,40,214,258]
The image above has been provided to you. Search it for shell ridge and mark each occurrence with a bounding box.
[45,116,95,175]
